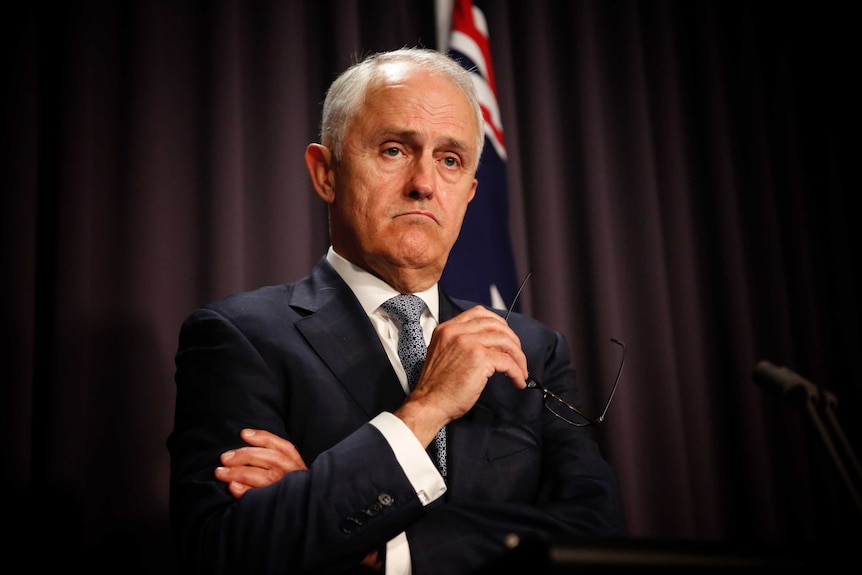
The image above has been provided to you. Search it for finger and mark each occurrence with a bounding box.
[216,463,291,489]
[228,480,249,499]
[429,320,528,379]
[438,308,510,337]
[460,309,529,379]
[448,305,509,325]
[436,306,522,348]
[239,428,286,448]
[501,367,528,390]
[215,465,250,495]
[240,429,308,469]
[220,446,307,473]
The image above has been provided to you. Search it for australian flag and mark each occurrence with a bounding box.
[437,0,521,311]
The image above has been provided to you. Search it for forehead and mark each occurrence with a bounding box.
[354,64,480,144]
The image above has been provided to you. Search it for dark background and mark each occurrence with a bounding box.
[3,0,860,571]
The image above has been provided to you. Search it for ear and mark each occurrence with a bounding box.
[305,143,335,203]
[467,178,478,203]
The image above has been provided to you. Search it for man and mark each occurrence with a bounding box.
[167,47,626,575]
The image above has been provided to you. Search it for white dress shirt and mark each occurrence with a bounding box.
[326,247,447,575]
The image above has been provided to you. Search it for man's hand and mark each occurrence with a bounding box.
[396,305,529,447]
[215,428,307,498]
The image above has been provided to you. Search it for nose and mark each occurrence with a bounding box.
[407,157,435,200]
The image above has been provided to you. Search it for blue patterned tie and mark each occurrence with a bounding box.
[381,294,447,478]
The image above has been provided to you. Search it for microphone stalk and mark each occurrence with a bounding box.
[753,360,862,515]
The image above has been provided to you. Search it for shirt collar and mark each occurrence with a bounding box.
[326,246,439,322]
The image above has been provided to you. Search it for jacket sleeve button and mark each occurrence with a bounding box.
[378,493,394,506]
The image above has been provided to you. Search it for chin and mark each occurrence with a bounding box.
[388,247,442,273]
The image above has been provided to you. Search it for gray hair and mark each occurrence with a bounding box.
[319,47,485,163]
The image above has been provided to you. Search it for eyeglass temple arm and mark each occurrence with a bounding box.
[505,269,533,322]
[525,374,601,426]
[506,270,626,426]
[594,338,626,423]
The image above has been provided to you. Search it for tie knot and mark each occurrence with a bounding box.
[381,294,426,325]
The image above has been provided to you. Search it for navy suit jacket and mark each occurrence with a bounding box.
[167,256,626,574]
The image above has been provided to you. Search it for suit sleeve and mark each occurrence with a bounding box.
[167,307,425,574]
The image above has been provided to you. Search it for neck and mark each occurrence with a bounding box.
[370,264,440,294]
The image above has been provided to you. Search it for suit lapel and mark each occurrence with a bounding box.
[292,259,406,417]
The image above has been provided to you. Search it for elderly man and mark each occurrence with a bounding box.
[167,47,626,575]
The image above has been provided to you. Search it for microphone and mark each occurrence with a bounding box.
[752,360,820,409]
[753,360,862,514]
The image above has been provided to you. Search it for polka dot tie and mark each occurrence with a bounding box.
[381,294,447,478]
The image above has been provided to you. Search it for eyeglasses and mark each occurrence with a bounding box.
[505,270,626,427]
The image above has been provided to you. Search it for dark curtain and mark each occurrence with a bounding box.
[3,1,859,572]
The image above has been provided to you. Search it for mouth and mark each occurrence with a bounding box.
[397,210,439,225]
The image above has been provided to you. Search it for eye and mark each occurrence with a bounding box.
[383,146,402,158]
[441,155,460,169]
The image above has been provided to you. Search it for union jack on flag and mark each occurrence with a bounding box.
[437,0,520,311]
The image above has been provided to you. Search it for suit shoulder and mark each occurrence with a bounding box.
[179,284,301,332]
[205,284,295,312]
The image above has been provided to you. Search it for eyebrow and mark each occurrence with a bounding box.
[378,128,471,155]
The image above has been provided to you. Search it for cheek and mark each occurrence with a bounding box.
[350,171,402,216]
[443,186,474,221]
[338,186,389,235]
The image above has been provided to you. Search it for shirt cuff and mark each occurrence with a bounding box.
[370,412,446,504]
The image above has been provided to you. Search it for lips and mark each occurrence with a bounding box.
[397,210,439,224]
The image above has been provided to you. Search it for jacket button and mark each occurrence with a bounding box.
[340,516,363,534]
[378,493,394,506]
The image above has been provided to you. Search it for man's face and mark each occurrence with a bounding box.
[322,63,480,291]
